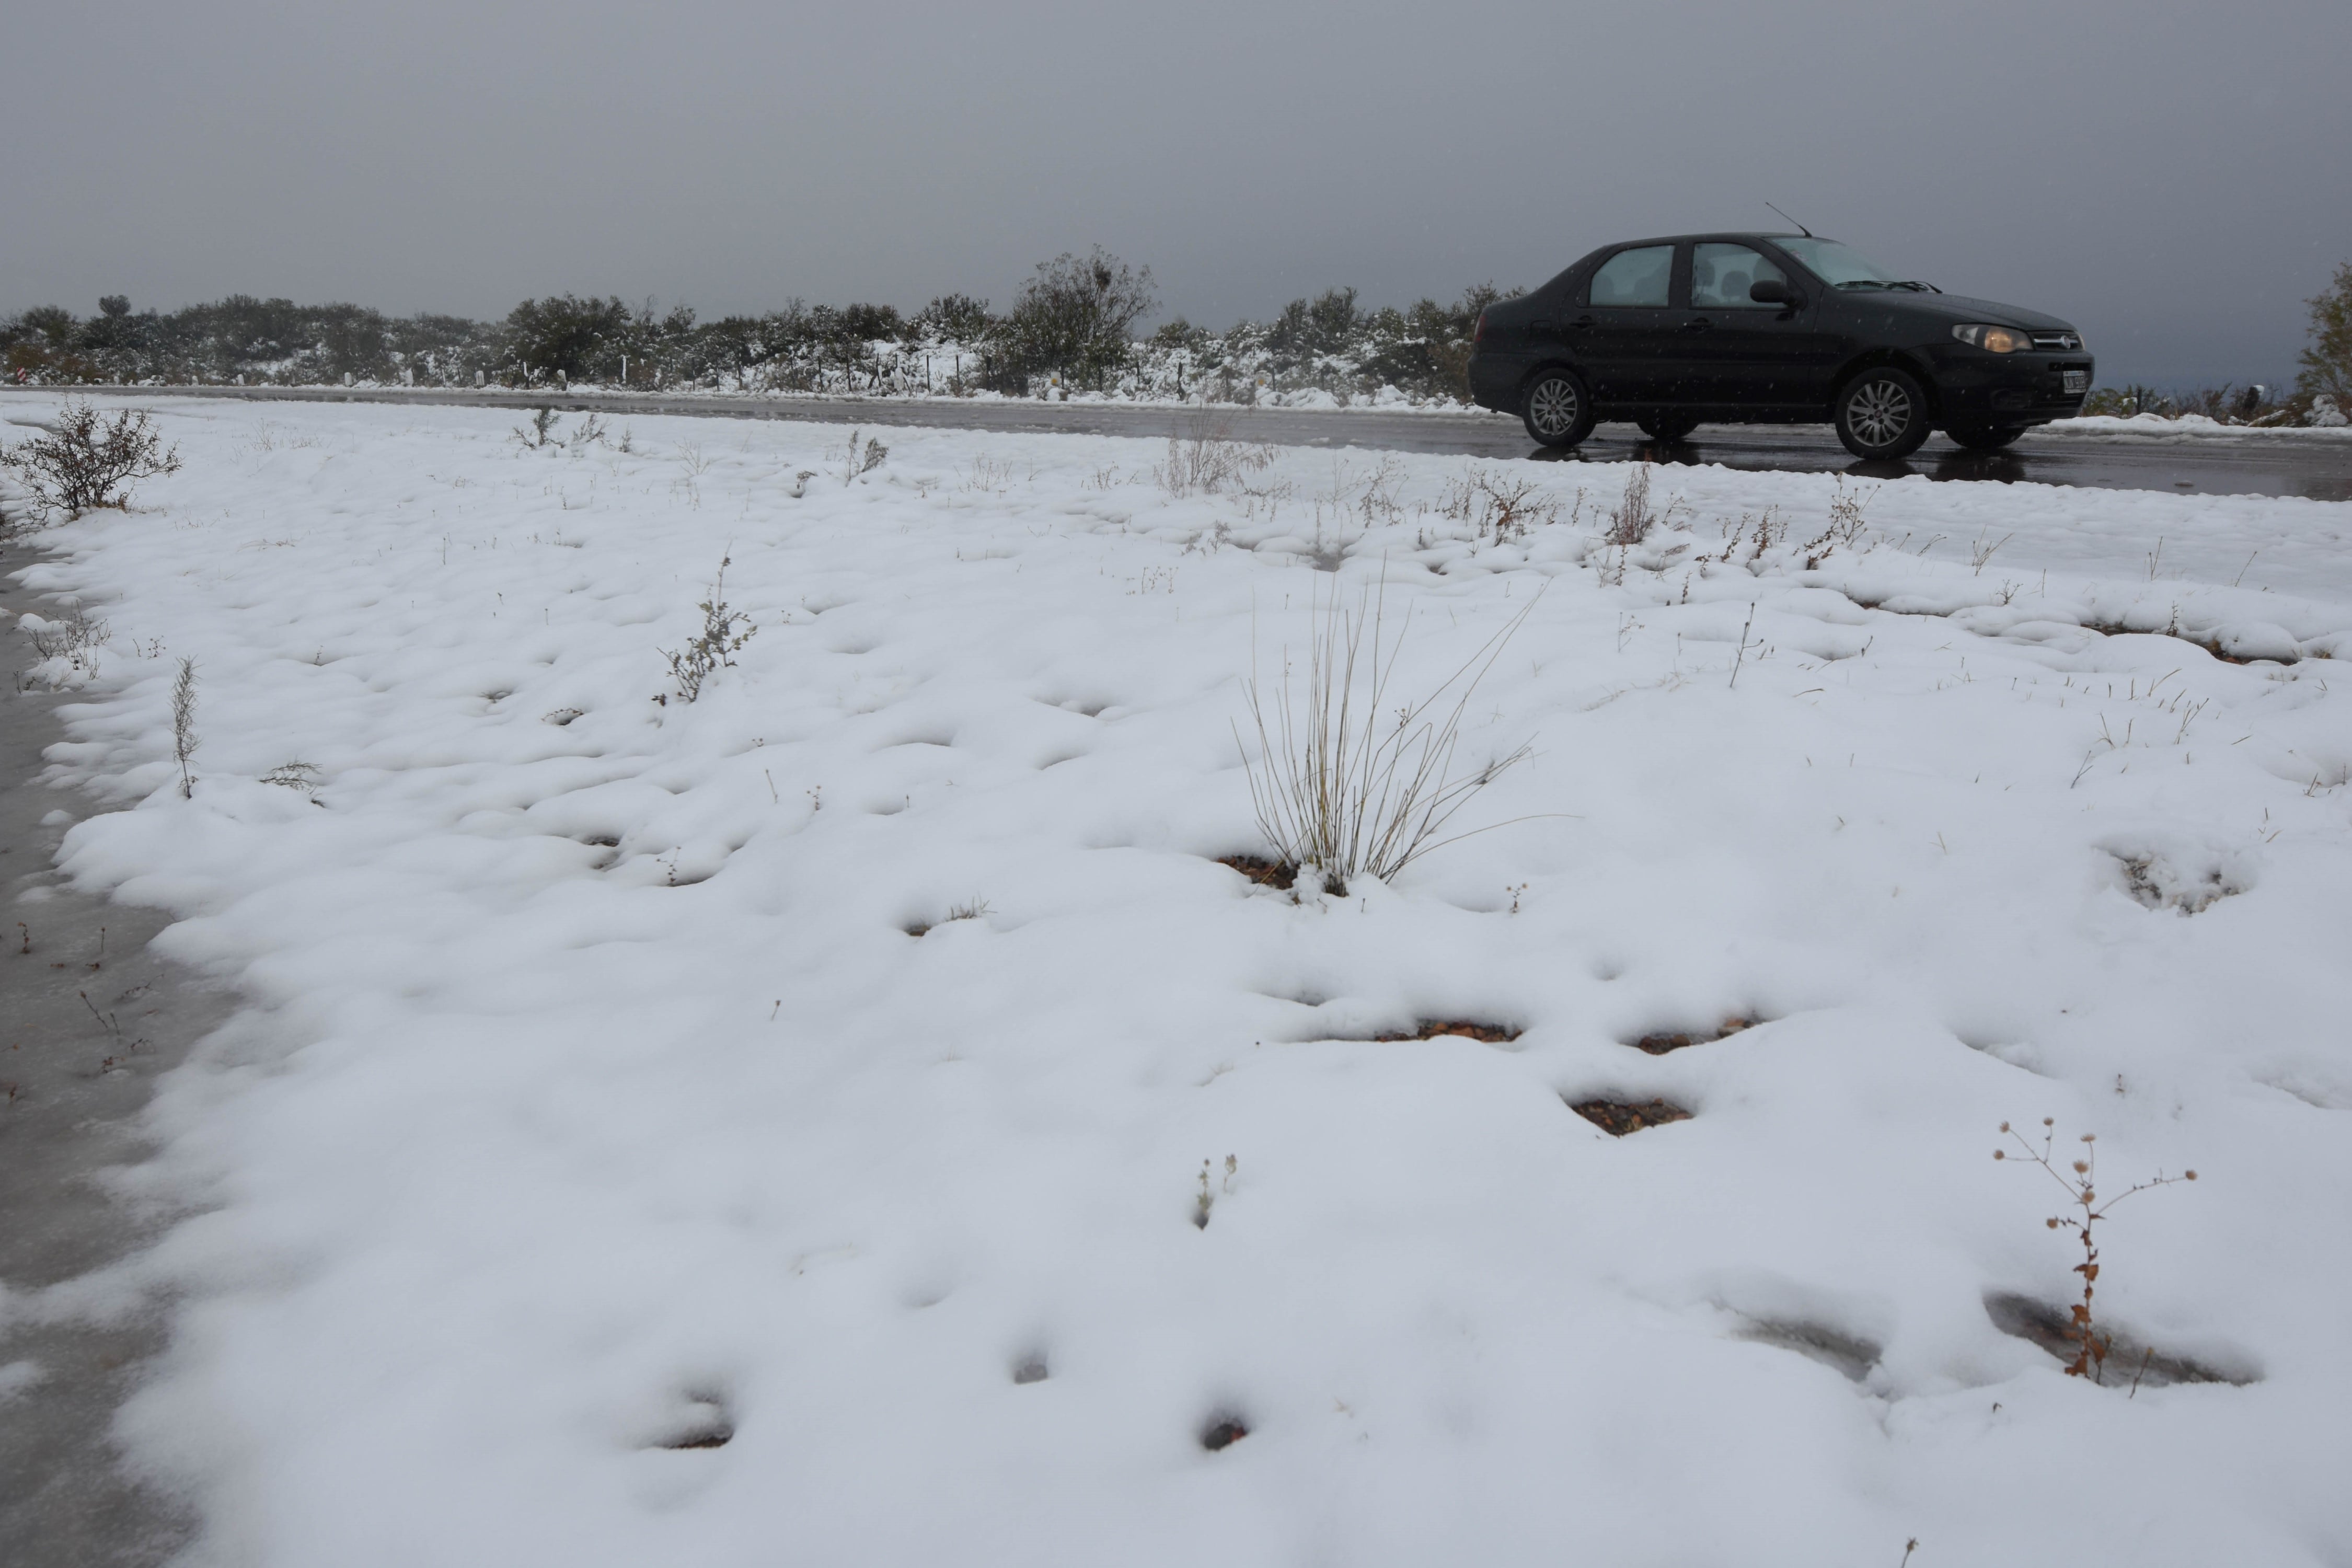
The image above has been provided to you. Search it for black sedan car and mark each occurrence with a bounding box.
[1467,233,2091,458]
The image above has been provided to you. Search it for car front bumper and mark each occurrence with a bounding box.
[1930,353,2094,425]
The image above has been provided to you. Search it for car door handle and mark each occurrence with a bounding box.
[1680,317,1712,333]
[1569,315,1596,330]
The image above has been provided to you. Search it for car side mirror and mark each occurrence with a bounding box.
[1749,280,1796,306]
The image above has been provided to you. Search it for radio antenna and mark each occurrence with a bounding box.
[1765,202,1814,238]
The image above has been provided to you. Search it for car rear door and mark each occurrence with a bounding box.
[1674,241,1843,409]
[1567,244,1683,405]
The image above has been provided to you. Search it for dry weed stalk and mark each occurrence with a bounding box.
[1798,479,1874,569]
[1239,575,1537,895]
[841,430,888,483]
[1604,463,1657,547]
[1996,1118,2196,1381]
[1156,417,1274,498]
[1709,480,1874,572]
[170,657,200,798]
[1439,464,1559,543]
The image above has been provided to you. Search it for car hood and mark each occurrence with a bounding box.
[1864,291,2077,332]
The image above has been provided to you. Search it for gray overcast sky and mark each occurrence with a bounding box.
[5,0,2347,386]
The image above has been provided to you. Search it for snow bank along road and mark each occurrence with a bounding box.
[38,382,2352,501]
[4,394,2351,1566]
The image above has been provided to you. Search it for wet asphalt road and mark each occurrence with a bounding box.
[13,384,2352,502]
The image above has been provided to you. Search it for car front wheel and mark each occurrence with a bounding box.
[1945,422,2027,452]
[1521,371,1597,448]
[1835,368,1931,459]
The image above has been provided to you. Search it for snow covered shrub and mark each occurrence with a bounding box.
[1994,1119,2195,1383]
[991,247,1156,393]
[1239,580,1535,896]
[0,399,181,517]
[660,558,756,704]
[501,294,635,383]
[2296,260,2352,412]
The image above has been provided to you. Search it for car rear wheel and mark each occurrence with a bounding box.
[1521,371,1597,448]
[1945,422,2027,451]
[1835,368,1931,459]
[1636,413,1699,443]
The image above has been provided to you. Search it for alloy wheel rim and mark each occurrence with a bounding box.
[1849,381,1912,447]
[1530,379,1578,437]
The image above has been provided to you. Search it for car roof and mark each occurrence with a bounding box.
[1602,233,1817,249]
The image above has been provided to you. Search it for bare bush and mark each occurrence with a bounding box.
[1239,578,1538,895]
[19,603,110,681]
[1,399,180,517]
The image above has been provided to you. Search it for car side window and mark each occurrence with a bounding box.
[1587,246,1673,308]
[1690,244,1791,308]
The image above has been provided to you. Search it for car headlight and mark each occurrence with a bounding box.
[1952,322,2035,353]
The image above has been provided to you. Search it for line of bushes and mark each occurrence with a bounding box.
[0,248,1511,408]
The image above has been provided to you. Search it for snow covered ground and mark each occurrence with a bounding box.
[2044,411,2352,442]
[6,394,2352,1567]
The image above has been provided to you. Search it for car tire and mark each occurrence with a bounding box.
[1636,413,1699,443]
[1521,370,1597,448]
[1945,422,2027,452]
[1834,368,1932,459]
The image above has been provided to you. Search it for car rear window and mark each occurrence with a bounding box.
[1588,246,1673,308]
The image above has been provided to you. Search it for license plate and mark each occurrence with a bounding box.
[2062,370,2089,395]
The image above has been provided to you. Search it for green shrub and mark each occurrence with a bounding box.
[2297,261,2352,410]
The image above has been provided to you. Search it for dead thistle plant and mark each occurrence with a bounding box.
[1238,574,1538,895]
[660,556,757,703]
[1995,1118,2196,1382]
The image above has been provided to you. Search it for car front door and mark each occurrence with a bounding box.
[1674,241,1842,409]
[1567,244,1683,406]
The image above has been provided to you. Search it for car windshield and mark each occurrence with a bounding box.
[1775,238,1930,291]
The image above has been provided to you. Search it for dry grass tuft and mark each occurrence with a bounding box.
[1238,575,1538,895]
